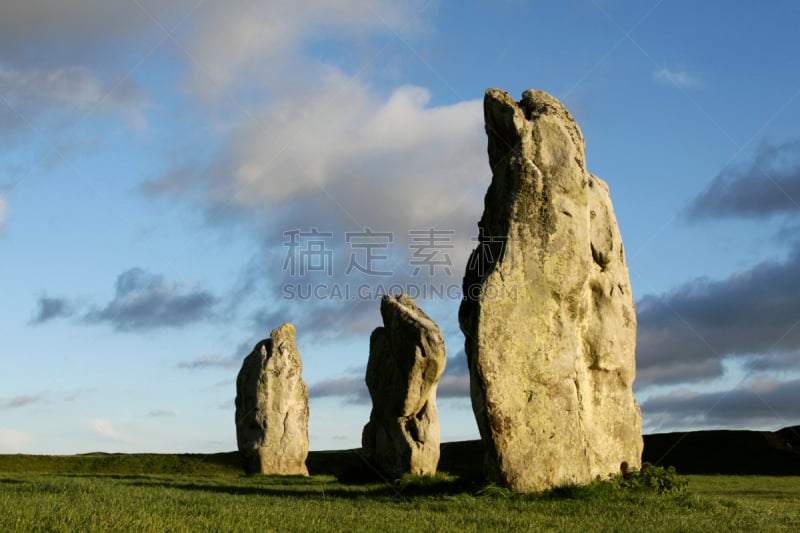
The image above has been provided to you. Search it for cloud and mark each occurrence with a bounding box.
[0,1,193,64]
[177,341,253,370]
[0,1,160,147]
[0,428,34,451]
[686,140,800,221]
[0,194,6,235]
[63,388,96,402]
[181,1,426,94]
[88,418,136,444]
[308,351,470,403]
[85,268,217,331]
[243,234,472,342]
[444,351,468,376]
[0,1,428,145]
[437,351,470,398]
[31,296,74,324]
[653,67,701,88]
[635,242,800,386]
[251,292,384,344]
[744,353,800,373]
[147,409,180,418]
[134,1,485,347]
[308,376,370,405]
[177,355,240,370]
[145,80,486,238]
[438,374,470,398]
[0,394,45,409]
[140,2,485,270]
[0,63,147,142]
[641,378,800,432]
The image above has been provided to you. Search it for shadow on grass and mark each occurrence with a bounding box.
[121,476,396,500]
[120,469,486,500]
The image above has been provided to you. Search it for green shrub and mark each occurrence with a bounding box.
[614,462,689,494]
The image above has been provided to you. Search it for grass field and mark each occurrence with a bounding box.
[1,451,798,532]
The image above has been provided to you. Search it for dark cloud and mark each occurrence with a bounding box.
[308,352,470,403]
[0,1,193,68]
[251,297,379,345]
[308,376,369,405]
[176,355,240,370]
[686,141,800,221]
[0,394,44,409]
[444,351,469,376]
[436,351,470,399]
[242,235,468,348]
[641,378,800,432]
[85,268,217,331]
[31,296,74,324]
[438,374,470,398]
[176,341,250,371]
[635,242,800,386]
[0,64,145,138]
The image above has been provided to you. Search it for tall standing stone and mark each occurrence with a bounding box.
[362,294,447,477]
[235,323,310,475]
[459,88,643,492]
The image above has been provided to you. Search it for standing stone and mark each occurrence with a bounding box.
[235,323,309,475]
[362,295,447,477]
[459,88,643,492]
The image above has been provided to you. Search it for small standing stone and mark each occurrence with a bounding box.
[362,295,447,477]
[235,323,309,475]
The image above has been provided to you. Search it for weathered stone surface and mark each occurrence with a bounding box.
[459,88,643,492]
[362,294,446,477]
[235,323,309,475]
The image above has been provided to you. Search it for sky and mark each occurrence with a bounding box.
[1,0,799,454]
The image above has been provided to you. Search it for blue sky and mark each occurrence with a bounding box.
[2,1,799,454]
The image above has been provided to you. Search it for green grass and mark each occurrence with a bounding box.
[2,472,799,532]
[1,451,799,532]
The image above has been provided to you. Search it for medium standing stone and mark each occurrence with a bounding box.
[459,88,643,491]
[362,295,447,477]
[235,323,309,475]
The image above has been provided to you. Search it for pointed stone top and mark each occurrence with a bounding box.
[485,87,574,122]
[379,294,439,335]
[484,87,586,175]
[272,322,296,337]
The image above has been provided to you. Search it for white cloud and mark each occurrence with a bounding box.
[654,67,701,88]
[151,72,488,242]
[229,78,485,222]
[88,418,136,444]
[0,428,34,451]
[184,1,427,94]
[143,0,492,236]
[141,5,490,341]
